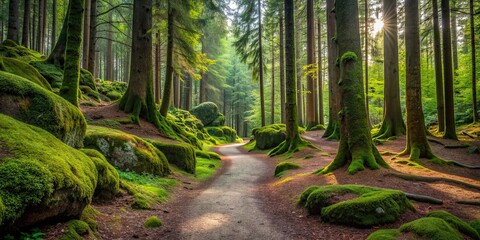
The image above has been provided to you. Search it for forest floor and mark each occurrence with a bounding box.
[43,103,480,239]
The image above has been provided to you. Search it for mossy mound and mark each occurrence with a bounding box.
[368,211,480,240]
[0,71,87,148]
[80,149,120,200]
[470,220,480,235]
[96,79,127,102]
[0,40,44,62]
[189,102,224,127]
[144,216,163,228]
[60,220,94,240]
[300,184,414,227]
[196,150,221,160]
[0,114,97,230]
[169,108,212,143]
[147,139,196,174]
[308,124,326,131]
[274,162,300,176]
[206,126,241,144]
[84,126,171,176]
[252,124,287,150]
[0,57,51,90]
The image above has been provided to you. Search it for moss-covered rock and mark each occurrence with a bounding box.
[253,124,287,150]
[274,162,300,176]
[0,71,87,148]
[144,216,163,228]
[0,57,51,90]
[84,126,171,176]
[196,150,221,161]
[426,211,480,239]
[60,220,93,240]
[80,149,120,200]
[207,126,241,144]
[366,229,400,240]
[0,114,97,231]
[190,102,224,127]
[300,184,414,227]
[0,40,45,62]
[147,139,196,174]
[96,79,128,100]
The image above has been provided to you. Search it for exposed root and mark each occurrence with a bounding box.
[385,172,480,191]
[403,192,443,205]
[268,137,316,157]
[456,200,480,206]
[323,122,340,140]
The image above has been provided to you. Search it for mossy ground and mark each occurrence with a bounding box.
[0,57,52,90]
[144,216,163,228]
[274,162,300,177]
[0,40,44,62]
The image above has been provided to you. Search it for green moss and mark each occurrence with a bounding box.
[80,101,97,107]
[147,139,196,174]
[0,71,87,148]
[210,115,225,126]
[195,157,221,179]
[308,124,326,131]
[426,210,480,239]
[366,229,400,240]
[144,216,163,228]
[131,199,151,210]
[80,149,120,200]
[0,40,45,62]
[0,114,97,228]
[80,205,100,231]
[470,220,480,235]
[298,186,321,206]
[253,124,287,150]
[0,57,52,90]
[88,119,121,128]
[206,126,241,144]
[84,126,171,176]
[399,217,463,240]
[30,60,64,88]
[60,220,93,240]
[340,51,359,63]
[106,91,123,100]
[300,184,414,227]
[274,162,300,177]
[190,102,224,126]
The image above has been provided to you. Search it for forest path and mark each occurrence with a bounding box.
[173,143,287,239]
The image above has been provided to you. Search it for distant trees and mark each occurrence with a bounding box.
[7,0,19,42]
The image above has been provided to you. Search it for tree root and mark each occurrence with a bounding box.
[404,192,443,205]
[456,200,480,206]
[385,172,480,191]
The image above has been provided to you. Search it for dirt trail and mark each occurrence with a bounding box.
[174,143,286,239]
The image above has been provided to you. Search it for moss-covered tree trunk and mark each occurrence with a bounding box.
[258,0,266,127]
[470,0,479,122]
[374,0,405,139]
[401,0,435,160]
[87,0,97,75]
[119,0,158,125]
[159,3,175,117]
[269,0,301,156]
[317,16,324,125]
[47,5,68,66]
[432,0,445,132]
[59,0,84,106]
[319,0,387,175]
[323,0,341,140]
[306,0,316,129]
[279,13,286,124]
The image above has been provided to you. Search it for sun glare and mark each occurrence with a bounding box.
[372,18,384,36]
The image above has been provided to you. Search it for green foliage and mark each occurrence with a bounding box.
[0,71,87,147]
[84,126,171,176]
[147,139,197,174]
[0,114,97,228]
[274,162,300,176]
[300,184,414,227]
[144,216,163,228]
[0,57,52,90]
[19,229,45,240]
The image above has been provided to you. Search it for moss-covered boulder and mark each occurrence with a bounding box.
[84,126,171,176]
[274,162,300,176]
[147,139,196,174]
[96,79,127,102]
[0,40,44,62]
[0,57,51,90]
[190,102,224,127]
[0,114,97,231]
[0,71,87,148]
[300,184,414,227]
[426,211,480,239]
[207,126,241,144]
[169,108,211,142]
[80,149,120,200]
[252,124,287,150]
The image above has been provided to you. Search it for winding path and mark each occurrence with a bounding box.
[175,143,286,239]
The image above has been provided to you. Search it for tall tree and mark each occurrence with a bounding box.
[155,31,161,104]
[323,0,340,140]
[106,12,114,81]
[373,0,405,139]
[22,0,31,47]
[270,35,275,124]
[318,0,386,174]
[432,0,445,132]
[6,0,19,42]
[269,0,310,156]
[60,0,85,106]
[317,15,324,125]
[401,0,434,160]
[306,0,316,128]
[364,0,370,126]
[51,0,57,50]
[36,0,46,53]
[469,0,478,122]
[82,0,90,68]
[451,0,458,71]
[87,0,97,76]
[279,13,286,123]
[441,0,457,140]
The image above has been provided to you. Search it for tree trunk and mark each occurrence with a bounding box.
[36,0,44,52]
[402,0,434,160]
[185,74,192,110]
[87,0,97,75]
[258,0,266,127]
[323,0,341,140]
[155,31,161,103]
[470,0,478,122]
[295,17,303,127]
[432,0,445,132]
[119,0,160,127]
[199,42,207,103]
[279,13,286,124]
[306,0,316,128]
[364,0,371,127]
[271,36,275,124]
[22,0,30,47]
[317,15,324,125]
[319,0,387,175]
[47,2,68,66]
[51,0,57,50]
[82,0,90,68]
[60,0,84,106]
[160,4,175,117]
[31,0,36,49]
[451,1,458,71]
[374,0,405,139]
[441,0,457,140]
[106,12,113,81]
[7,0,19,42]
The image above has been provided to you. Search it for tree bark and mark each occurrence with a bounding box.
[82,0,90,68]
[200,42,207,103]
[160,3,175,117]
[47,2,68,66]
[295,15,303,127]
[106,12,113,81]
[22,0,31,47]
[87,0,97,75]
[319,0,387,175]
[271,36,275,124]
[279,13,286,124]
[60,0,84,106]
[51,0,57,50]
[374,0,406,139]
[185,74,192,110]
[470,0,478,122]
[451,1,458,71]
[317,15,324,125]
[364,0,371,127]
[306,0,316,128]
[432,0,445,132]
[258,0,266,127]
[441,0,457,140]
[36,0,44,53]
[323,0,341,140]
[7,0,19,42]
[155,31,161,103]
[402,0,434,160]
